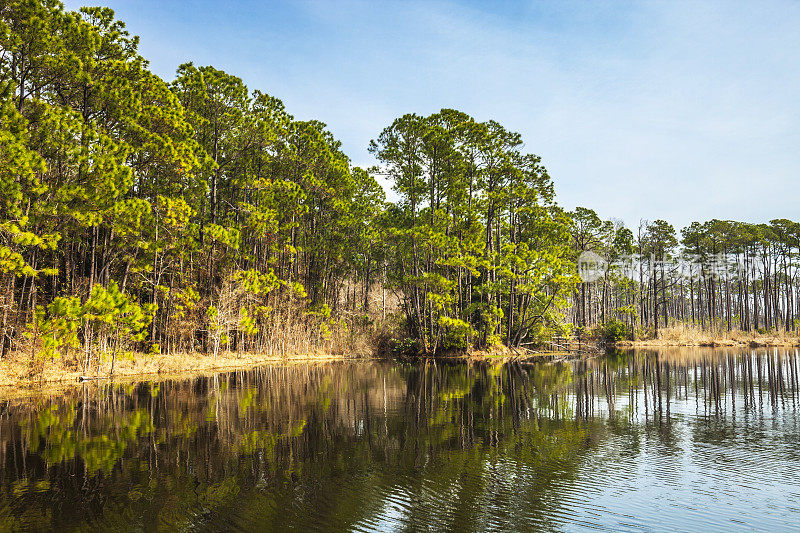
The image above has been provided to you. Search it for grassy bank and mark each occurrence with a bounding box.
[0,341,580,397]
[1,311,383,396]
[0,349,355,397]
[614,325,800,348]
[406,344,583,364]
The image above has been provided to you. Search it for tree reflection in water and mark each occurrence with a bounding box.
[0,349,798,531]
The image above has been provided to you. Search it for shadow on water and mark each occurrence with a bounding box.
[1,348,799,531]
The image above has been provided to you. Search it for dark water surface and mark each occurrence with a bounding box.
[2,349,800,531]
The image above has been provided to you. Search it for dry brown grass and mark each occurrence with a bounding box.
[0,348,351,398]
[419,344,575,363]
[616,324,800,348]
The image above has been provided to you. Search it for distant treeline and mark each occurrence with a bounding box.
[568,213,800,338]
[0,2,796,368]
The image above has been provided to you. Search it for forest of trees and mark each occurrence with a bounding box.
[568,212,800,338]
[1,1,798,371]
[372,111,576,352]
[0,0,386,369]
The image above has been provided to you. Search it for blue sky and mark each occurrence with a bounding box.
[63,0,800,229]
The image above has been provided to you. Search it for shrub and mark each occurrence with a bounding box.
[596,319,633,343]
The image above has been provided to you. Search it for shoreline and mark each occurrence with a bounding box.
[606,324,800,349]
[0,351,356,399]
[614,335,800,349]
[0,345,582,398]
[6,335,796,397]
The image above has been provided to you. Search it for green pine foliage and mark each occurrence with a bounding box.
[0,0,385,366]
[9,0,793,365]
[370,111,578,352]
[0,0,585,361]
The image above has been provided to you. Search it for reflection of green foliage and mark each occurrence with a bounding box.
[238,388,257,417]
[20,403,155,473]
[238,419,306,455]
[79,435,128,473]
[20,403,78,458]
[205,396,217,422]
[11,479,50,496]
[0,359,612,531]
[167,411,197,440]
[79,409,155,473]
[3,351,797,531]
[239,430,278,456]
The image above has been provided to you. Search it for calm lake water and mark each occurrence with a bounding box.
[1,349,800,531]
